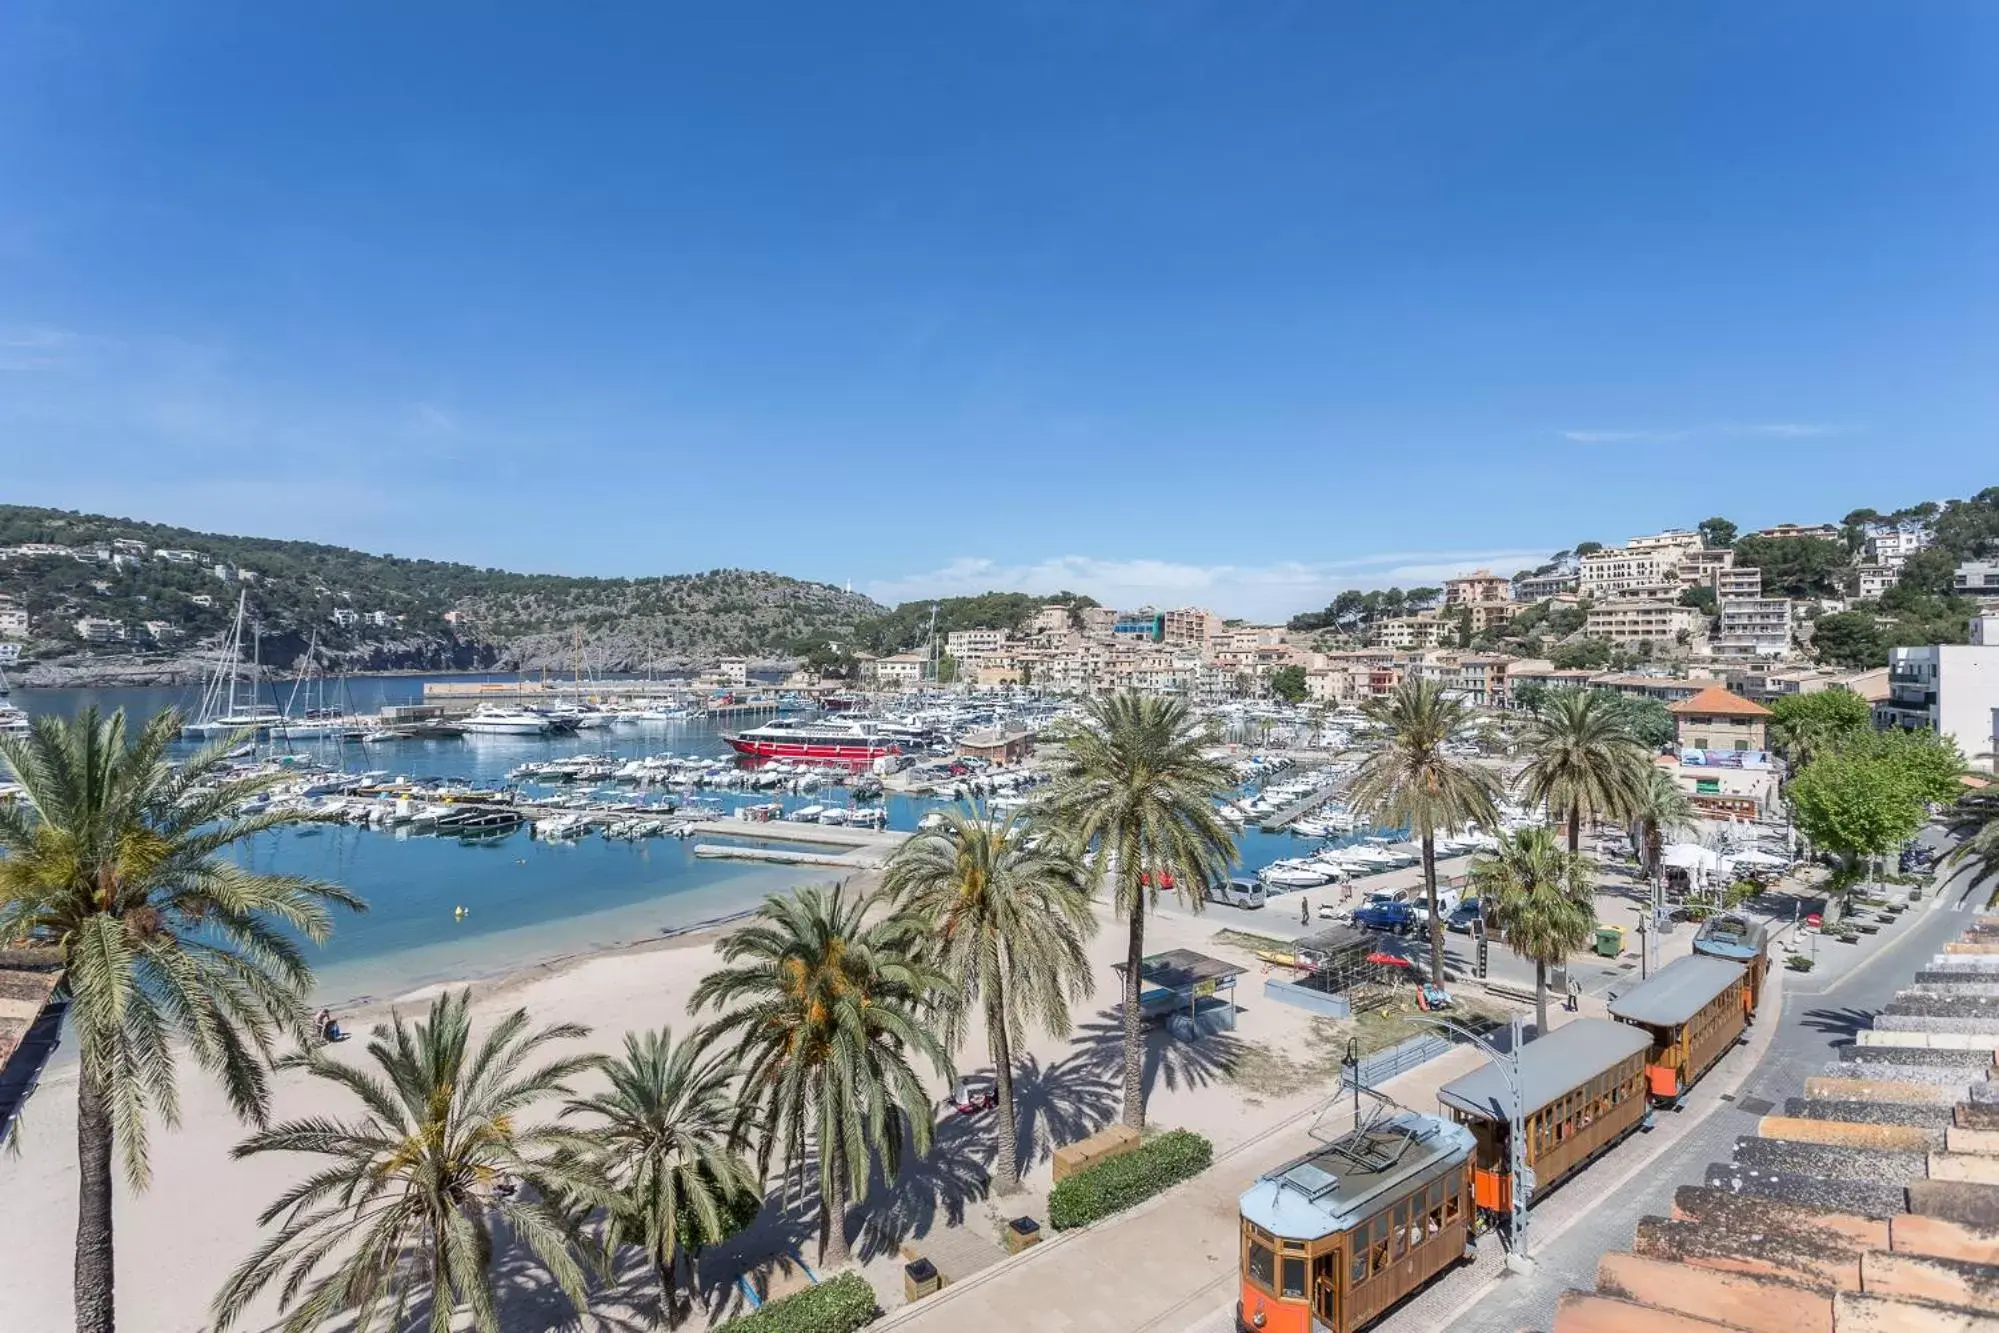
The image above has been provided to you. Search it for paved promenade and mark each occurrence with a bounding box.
[880,1040,1495,1332]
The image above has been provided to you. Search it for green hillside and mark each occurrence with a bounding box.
[0,505,885,673]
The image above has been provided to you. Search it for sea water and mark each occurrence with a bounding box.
[11,680,1361,1002]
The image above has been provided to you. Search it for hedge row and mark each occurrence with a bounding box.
[1048,1129,1215,1230]
[726,1271,879,1333]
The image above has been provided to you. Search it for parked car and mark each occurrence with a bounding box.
[1204,877,1267,910]
[1407,887,1464,929]
[1352,899,1418,934]
[1445,897,1486,933]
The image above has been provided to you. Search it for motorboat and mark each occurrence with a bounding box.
[459,705,555,736]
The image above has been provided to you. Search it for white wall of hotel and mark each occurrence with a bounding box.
[1876,628,1999,772]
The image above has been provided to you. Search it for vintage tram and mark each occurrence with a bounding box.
[1235,1111,1474,1333]
[1435,1017,1653,1218]
[1608,953,1753,1104]
[1691,911,1771,1013]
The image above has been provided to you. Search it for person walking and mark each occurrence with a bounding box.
[1564,974,1583,1013]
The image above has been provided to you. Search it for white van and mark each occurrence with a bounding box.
[1204,877,1267,910]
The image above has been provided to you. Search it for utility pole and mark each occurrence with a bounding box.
[1394,1013,1534,1274]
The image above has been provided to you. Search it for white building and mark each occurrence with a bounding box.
[365,610,397,628]
[141,620,181,641]
[1876,616,1999,772]
[1712,599,1793,658]
[154,548,201,564]
[719,657,750,688]
[74,617,124,643]
[1854,564,1897,600]
[872,652,926,687]
[1957,561,1999,599]
[0,642,19,664]
[1713,566,1763,600]
[329,608,360,628]
[944,628,1008,657]
[0,607,27,638]
[1864,526,1929,568]
[1577,533,1702,600]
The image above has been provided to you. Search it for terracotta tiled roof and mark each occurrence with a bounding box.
[1666,685,1773,718]
[1552,912,1999,1333]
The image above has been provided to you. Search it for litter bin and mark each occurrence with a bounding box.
[1594,925,1625,958]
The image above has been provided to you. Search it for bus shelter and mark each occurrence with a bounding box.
[1116,948,1246,1035]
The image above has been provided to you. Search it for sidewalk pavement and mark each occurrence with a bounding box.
[877,1037,1497,1333]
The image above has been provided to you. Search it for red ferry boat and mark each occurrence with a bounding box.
[723,718,905,765]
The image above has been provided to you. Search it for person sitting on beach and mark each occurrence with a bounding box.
[317,1009,347,1043]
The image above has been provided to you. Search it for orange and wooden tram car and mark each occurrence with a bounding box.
[1236,1112,1475,1333]
[1608,953,1755,1104]
[1435,1018,1653,1218]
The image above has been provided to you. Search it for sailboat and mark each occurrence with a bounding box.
[182,592,281,737]
[0,665,26,734]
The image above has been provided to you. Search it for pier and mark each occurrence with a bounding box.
[1258,771,1353,832]
[682,818,907,869]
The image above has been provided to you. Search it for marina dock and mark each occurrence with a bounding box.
[1258,770,1353,832]
[683,818,908,869]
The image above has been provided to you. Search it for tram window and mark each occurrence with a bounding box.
[1426,1181,1446,1233]
[1444,1183,1461,1224]
[1248,1242,1275,1291]
[1281,1256,1307,1298]
[1351,1245,1368,1284]
[1390,1201,1408,1257]
[1370,1216,1391,1275]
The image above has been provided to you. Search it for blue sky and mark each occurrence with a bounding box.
[2,2,1994,620]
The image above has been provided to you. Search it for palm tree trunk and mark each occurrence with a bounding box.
[989,992,1022,1194]
[1567,803,1582,856]
[1120,896,1147,1131]
[1533,959,1549,1036]
[821,1143,852,1268]
[1421,833,1444,986]
[652,1245,678,1327]
[75,1068,116,1333]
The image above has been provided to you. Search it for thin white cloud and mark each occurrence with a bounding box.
[410,402,460,437]
[1560,421,1850,444]
[866,550,1552,623]
[1741,421,1841,438]
[1560,428,1687,444]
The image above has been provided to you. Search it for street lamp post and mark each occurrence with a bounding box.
[1392,1011,1535,1273]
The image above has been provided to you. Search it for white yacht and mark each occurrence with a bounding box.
[458,705,555,736]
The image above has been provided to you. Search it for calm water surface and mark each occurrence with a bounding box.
[12,680,1361,1003]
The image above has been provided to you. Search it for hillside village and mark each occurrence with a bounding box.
[851,495,1999,780]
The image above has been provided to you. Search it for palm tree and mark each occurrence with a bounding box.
[688,884,951,1267]
[1630,767,1695,882]
[1043,692,1237,1130]
[880,807,1095,1193]
[562,1027,762,1325]
[0,708,364,1333]
[211,989,606,1333]
[1472,826,1598,1033]
[1347,679,1501,985]
[1515,689,1649,854]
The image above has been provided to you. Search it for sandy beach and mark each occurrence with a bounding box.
[0,861,1455,1333]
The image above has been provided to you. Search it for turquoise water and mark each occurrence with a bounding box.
[10,680,1360,1001]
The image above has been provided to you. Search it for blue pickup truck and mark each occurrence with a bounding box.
[1351,898,1418,934]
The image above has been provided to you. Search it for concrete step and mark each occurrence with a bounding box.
[1910,1179,1999,1228]
[1703,1161,1908,1220]
[1669,1184,1890,1249]
[1553,1291,1738,1333]
[1895,983,1999,1001]
[1755,1115,1942,1152]
[1784,1097,1956,1130]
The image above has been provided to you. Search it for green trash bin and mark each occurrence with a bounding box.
[1594,925,1625,958]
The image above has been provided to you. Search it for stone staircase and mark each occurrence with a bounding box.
[1553,913,1999,1333]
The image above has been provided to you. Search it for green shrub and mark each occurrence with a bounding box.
[1048,1129,1214,1230]
[726,1271,878,1333]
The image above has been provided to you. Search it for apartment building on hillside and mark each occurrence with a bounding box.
[1583,600,1705,651]
[1711,598,1793,658]
[1444,570,1512,605]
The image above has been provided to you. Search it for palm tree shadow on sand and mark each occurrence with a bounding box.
[1068,1003,1250,1110]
